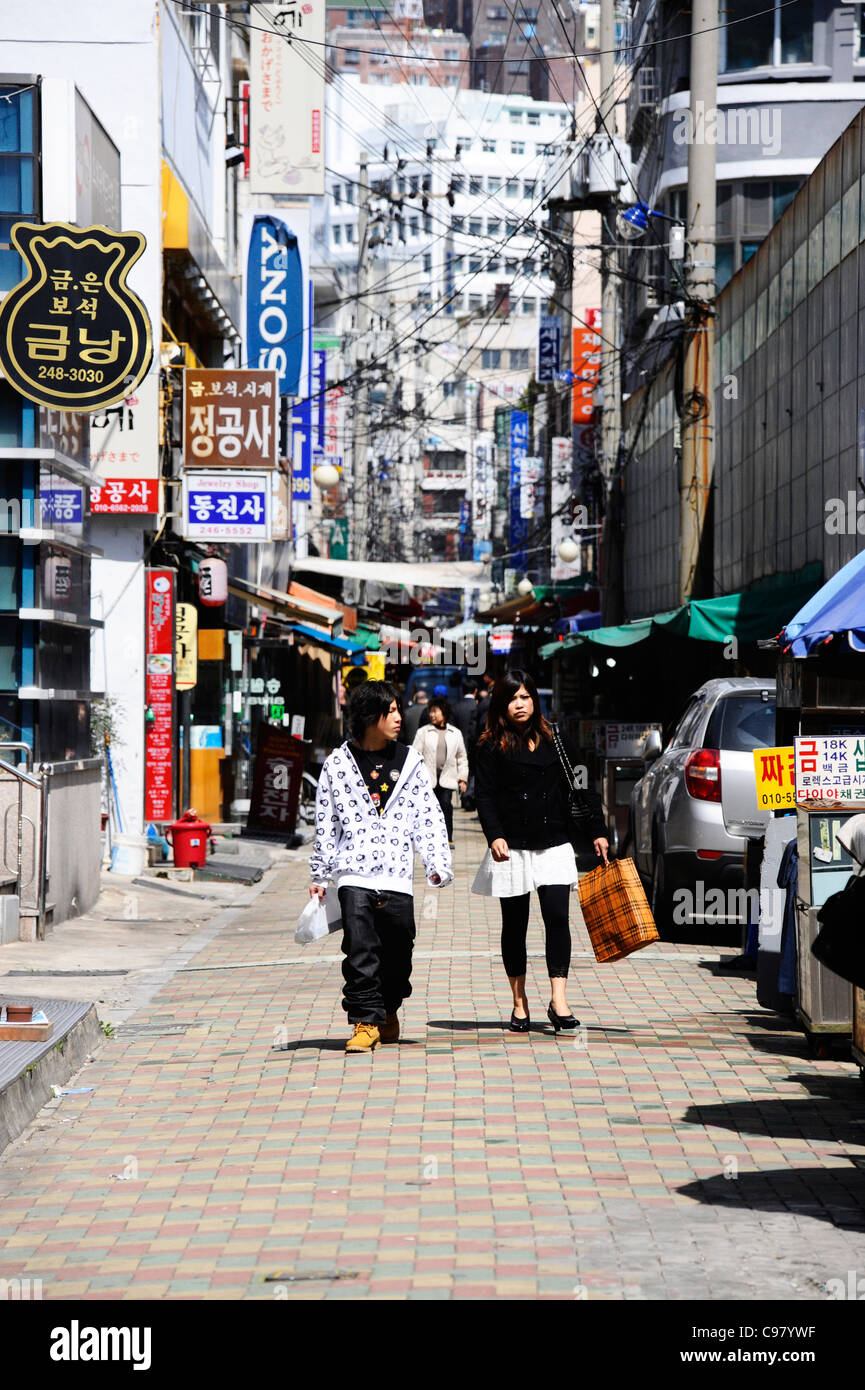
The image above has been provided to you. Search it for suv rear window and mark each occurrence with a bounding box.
[704,695,776,752]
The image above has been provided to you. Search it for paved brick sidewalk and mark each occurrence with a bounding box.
[0,813,862,1300]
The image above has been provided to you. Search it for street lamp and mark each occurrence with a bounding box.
[557,538,580,565]
[616,202,685,260]
[312,463,340,490]
[517,576,534,596]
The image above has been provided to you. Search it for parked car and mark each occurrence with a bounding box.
[630,677,776,928]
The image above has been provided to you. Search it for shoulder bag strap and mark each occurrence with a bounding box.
[550,721,577,791]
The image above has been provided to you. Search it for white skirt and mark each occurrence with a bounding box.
[471,841,579,898]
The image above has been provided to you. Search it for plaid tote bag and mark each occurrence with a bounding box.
[577,857,659,963]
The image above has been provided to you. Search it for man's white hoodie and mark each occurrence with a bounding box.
[309,742,453,894]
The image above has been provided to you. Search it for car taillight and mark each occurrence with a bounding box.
[685,748,721,802]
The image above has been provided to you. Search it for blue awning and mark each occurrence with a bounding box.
[289,623,367,661]
[780,552,865,656]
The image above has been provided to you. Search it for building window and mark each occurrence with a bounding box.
[469,218,483,236]
[481,349,502,369]
[487,5,507,17]
[423,214,432,233]
[522,296,536,314]
[506,178,519,197]
[524,258,535,274]
[452,215,464,232]
[345,184,354,205]
[487,257,500,271]
[451,175,464,194]
[527,110,540,125]
[488,176,501,193]
[511,141,525,156]
[0,84,38,291]
[505,258,517,271]
[444,48,460,59]
[469,293,482,310]
[483,139,496,153]
[716,244,734,291]
[451,255,464,271]
[488,219,502,236]
[343,50,360,65]
[506,219,518,235]
[523,180,535,198]
[423,252,432,272]
[345,224,355,243]
[333,185,342,205]
[333,225,342,245]
[510,348,529,370]
[508,61,529,75]
[772,179,801,221]
[469,257,482,271]
[469,176,482,195]
[508,108,522,123]
[410,217,419,236]
[721,0,813,72]
[443,380,458,397]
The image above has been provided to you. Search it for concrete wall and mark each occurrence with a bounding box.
[44,763,102,924]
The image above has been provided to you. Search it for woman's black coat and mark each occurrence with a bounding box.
[474,732,607,852]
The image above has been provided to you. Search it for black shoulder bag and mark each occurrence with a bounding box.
[550,722,604,844]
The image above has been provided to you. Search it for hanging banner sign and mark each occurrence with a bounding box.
[509,409,529,573]
[550,435,575,581]
[245,212,305,396]
[289,394,312,501]
[183,368,278,468]
[250,1,326,197]
[572,308,601,424]
[89,374,160,512]
[145,569,174,823]
[794,736,865,806]
[183,470,271,542]
[537,314,561,383]
[312,347,327,465]
[175,603,198,692]
[0,221,152,413]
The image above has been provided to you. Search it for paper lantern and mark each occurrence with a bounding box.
[198,557,228,606]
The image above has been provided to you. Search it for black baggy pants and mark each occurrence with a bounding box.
[338,886,416,1024]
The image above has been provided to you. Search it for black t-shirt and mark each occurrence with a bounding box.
[350,740,409,815]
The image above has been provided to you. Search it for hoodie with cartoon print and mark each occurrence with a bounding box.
[310,742,453,894]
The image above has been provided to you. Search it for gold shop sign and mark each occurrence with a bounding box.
[0,221,153,412]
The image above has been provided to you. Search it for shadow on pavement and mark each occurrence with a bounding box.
[678,1164,865,1231]
[681,1074,865,1148]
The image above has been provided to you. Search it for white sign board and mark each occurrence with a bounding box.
[182,471,271,542]
[794,736,865,806]
[597,722,663,759]
[250,1,326,196]
[550,435,575,580]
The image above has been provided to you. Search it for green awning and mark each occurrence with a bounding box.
[354,624,380,651]
[540,564,822,660]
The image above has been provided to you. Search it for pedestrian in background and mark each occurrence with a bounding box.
[471,669,609,1034]
[400,688,430,743]
[310,681,452,1053]
[413,696,468,847]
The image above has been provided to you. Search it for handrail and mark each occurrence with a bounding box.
[0,742,33,775]
[0,746,47,923]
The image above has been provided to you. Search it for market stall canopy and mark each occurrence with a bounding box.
[476,593,540,623]
[540,565,822,659]
[287,580,357,634]
[291,557,487,590]
[228,575,341,627]
[287,622,368,659]
[780,552,865,656]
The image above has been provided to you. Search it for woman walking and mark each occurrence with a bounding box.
[413,697,469,847]
[472,670,609,1033]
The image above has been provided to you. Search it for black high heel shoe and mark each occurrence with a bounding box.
[547,1002,580,1031]
[508,1008,530,1033]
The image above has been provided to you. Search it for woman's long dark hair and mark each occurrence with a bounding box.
[477,669,553,755]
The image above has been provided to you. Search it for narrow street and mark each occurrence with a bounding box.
[0,812,861,1302]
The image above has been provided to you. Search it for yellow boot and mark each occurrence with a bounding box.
[346,1022,380,1053]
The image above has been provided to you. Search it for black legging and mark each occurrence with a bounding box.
[500,883,571,979]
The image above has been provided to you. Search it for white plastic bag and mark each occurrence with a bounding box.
[295,891,342,945]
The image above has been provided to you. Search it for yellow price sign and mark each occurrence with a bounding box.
[753,745,796,811]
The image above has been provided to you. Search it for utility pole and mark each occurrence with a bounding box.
[679,0,717,603]
[599,0,622,620]
[352,150,371,564]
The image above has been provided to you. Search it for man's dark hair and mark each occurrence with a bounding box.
[348,680,402,742]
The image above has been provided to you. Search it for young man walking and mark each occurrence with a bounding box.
[309,681,452,1053]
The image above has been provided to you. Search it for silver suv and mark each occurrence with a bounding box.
[631,677,776,927]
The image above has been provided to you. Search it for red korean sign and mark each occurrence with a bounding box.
[183,368,278,469]
[145,569,174,823]
[91,478,159,514]
[572,308,601,424]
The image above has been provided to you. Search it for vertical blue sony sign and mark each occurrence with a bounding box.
[509,410,529,572]
[246,214,304,396]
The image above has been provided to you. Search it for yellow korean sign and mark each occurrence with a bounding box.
[753,746,796,811]
[342,651,386,689]
[175,603,198,691]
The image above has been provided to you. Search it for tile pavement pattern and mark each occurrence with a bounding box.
[0,815,863,1301]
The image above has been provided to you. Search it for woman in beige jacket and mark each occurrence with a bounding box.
[412,698,469,846]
